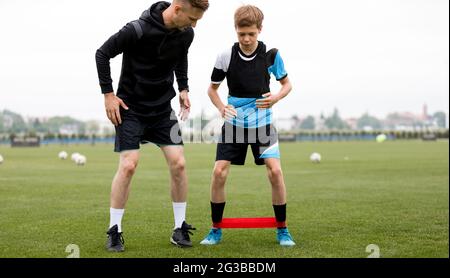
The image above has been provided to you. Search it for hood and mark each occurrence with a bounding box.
[140,1,171,33]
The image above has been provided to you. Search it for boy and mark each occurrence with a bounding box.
[200,5,295,246]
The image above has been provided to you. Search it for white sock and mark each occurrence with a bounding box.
[172,202,187,229]
[109,208,125,233]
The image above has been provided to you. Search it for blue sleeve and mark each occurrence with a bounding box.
[268,52,288,81]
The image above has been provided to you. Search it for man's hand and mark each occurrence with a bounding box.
[256,92,279,109]
[179,90,191,121]
[104,92,128,126]
[220,105,238,120]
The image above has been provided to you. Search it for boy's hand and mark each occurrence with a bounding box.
[256,92,278,109]
[221,105,238,120]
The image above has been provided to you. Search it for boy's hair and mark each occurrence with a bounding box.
[178,0,210,11]
[234,5,264,29]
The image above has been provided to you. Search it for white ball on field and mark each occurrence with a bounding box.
[58,151,68,160]
[75,155,87,166]
[71,152,81,161]
[376,134,387,143]
[0,154,4,164]
[310,152,321,163]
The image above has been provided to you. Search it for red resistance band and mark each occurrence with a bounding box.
[213,218,285,229]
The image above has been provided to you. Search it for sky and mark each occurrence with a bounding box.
[0,0,448,123]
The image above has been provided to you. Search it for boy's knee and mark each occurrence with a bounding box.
[268,166,282,178]
[213,165,229,180]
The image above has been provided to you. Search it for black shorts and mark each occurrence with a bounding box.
[114,108,183,152]
[216,123,280,165]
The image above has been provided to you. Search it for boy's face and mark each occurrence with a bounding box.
[173,4,205,30]
[236,25,261,51]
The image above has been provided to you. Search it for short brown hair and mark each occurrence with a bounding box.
[181,0,209,11]
[234,5,264,29]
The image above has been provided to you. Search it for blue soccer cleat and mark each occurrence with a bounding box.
[200,228,222,245]
[276,228,296,247]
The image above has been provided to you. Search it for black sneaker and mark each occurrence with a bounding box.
[170,221,196,248]
[106,224,125,252]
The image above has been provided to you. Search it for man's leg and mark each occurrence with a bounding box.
[107,150,140,252]
[111,150,140,210]
[161,145,187,211]
[265,158,295,246]
[161,146,195,247]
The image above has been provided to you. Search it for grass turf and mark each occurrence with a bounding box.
[0,141,448,258]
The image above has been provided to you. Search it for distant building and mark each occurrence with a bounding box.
[98,121,115,136]
[274,118,296,132]
[314,116,326,131]
[345,118,358,130]
[383,104,437,130]
[59,124,79,136]
[2,115,13,129]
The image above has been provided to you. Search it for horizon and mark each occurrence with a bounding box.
[1,104,445,123]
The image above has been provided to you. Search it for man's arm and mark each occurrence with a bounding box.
[95,23,138,125]
[175,30,194,121]
[175,52,191,121]
[208,83,237,119]
[175,29,193,93]
[175,54,189,93]
[95,23,138,94]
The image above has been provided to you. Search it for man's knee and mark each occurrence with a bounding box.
[120,159,138,177]
[170,157,186,174]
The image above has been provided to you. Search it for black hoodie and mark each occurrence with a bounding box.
[95,1,194,116]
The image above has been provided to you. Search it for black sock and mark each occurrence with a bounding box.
[273,204,287,229]
[211,202,226,226]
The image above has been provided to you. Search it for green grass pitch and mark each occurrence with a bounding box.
[0,141,448,258]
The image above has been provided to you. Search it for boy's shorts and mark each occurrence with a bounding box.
[114,108,183,152]
[216,122,280,165]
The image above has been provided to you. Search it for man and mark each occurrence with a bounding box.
[95,0,209,251]
[200,5,296,247]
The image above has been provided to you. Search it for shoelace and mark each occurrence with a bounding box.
[207,229,219,239]
[109,231,125,246]
[278,229,291,239]
[181,224,196,240]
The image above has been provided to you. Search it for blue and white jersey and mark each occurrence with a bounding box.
[211,41,288,128]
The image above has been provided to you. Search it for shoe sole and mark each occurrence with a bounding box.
[278,241,296,247]
[280,244,296,247]
[106,247,125,252]
[200,240,221,245]
[170,237,193,248]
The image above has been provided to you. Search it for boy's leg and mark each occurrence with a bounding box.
[265,158,296,246]
[212,141,245,223]
[211,160,231,204]
[200,160,230,245]
[264,158,286,206]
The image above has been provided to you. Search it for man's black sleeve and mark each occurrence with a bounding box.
[95,23,138,94]
[175,53,189,92]
[174,30,194,93]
